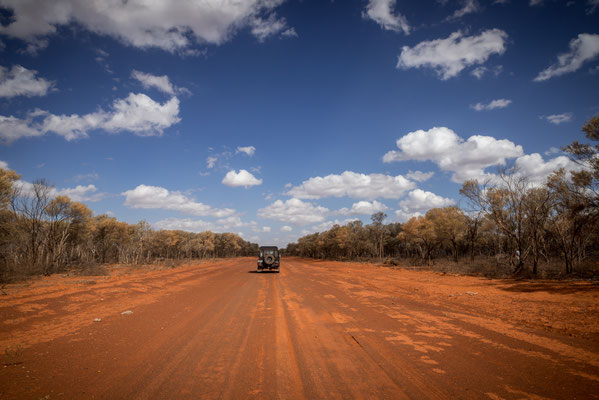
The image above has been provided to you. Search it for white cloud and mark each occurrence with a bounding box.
[280,225,292,232]
[399,189,455,213]
[206,156,217,169]
[236,146,256,156]
[395,189,455,222]
[447,0,480,20]
[16,181,103,202]
[281,28,298,38]
[394,209,423,222]
[122,184,234,217]
[262,226,271,232]
[100,93,180,136]
[216,216,247,229]
[153,216,248,233]
[383,126,523,183]
[286,171,415,200]
[258,198,328,225]
[0,65,54,98]
[0,0,289,51]
[363,0,410,34]
[154,218,213,232]
[131,70,187,95]
[73,173,99,182]
[0,93,180,143]
[534,34,599,81]
[55,184,104,202]
[250,13,291,42]
[406,170,434,182]
[470,98,512,111]
[397,29,508,80]
[544,146,560,156]
[470,65,503,79]
[514,153,582,185]
[0,160,8,169]
[541,113,573,125]
[588,0,599,14]
[0,115,44,142]
[222,169,262,188]
[338,200,388,215]
[308,219,359,233]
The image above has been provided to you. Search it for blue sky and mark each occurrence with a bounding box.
[1,0,598,246]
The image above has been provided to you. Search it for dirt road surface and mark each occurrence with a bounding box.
[1,257,598,399]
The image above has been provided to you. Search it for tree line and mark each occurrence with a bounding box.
[285,115,599,276]
[0,174,258,282]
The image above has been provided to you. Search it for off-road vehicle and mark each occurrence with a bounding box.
[257,246,280,273]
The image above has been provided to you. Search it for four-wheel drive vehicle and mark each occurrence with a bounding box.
[257,246,280,273]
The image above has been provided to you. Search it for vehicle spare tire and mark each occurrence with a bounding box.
[264,254,275,265]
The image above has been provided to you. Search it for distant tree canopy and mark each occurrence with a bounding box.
[0,176,258,281]
[286,114,599,276]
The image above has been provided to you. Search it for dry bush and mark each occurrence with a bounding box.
[71,262,108,276]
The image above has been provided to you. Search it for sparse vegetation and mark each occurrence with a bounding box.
[285,115,599,278]
[0,173,258,282]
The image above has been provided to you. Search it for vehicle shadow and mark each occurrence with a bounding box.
[247,270,279,274]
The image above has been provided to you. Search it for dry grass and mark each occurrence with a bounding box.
[382,256,599,280]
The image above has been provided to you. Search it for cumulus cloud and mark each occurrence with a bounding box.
[16,181,103,202]
[337,200,388,215]
[363,0,410,34]
[399,189,456,213]
[383,126,523,183]
[0,115,43,142]
[394,189,455,222]
[541,113,573,124]
[0,65,54,98]
[280,225,292,232]
[55,184,104,202]
[514,153,582,185]
[397,29,508,80]
[446,0,480,20]
[258,198,328,225]
[222,169,262,188]
[309,219,360,233]
[0,0,290,52]
[470,98,512,111]
[236,146,256,156]
[154,218,213,232]
[534,34,599,81]
[406,170,434,182]
[0,93,180,143]
[286,171,415,200]
[122,184,234,217]
[0,160,8,169]
[131,70,188,95]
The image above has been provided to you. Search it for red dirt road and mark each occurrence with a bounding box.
[1,257,598,399]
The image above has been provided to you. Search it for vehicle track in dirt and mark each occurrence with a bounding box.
[1,257,598,399]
